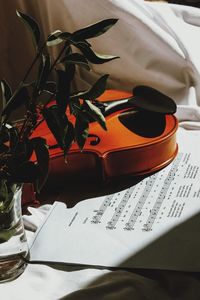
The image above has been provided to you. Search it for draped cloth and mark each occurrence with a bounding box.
[1,1,200,299]
[1,0,200,126]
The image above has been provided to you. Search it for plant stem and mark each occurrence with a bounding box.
[32,117,45,131]
[20,43,47,88]
[38,42,70,110]
[49,41,69,73]
[20,41,70,139]
[18,43,47,139]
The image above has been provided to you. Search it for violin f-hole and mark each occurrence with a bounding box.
[88,134,101,146]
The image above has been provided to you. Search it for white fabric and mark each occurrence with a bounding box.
[55,0,200,129]
[1,1,200,299]
[63,0,200,128]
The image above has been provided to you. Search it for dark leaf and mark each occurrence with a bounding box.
[131,86,177,114]
[64,63,76,85]
[64,63,75,81]
[0,144,9,154]
[31,137,49,193]
[74,41,119,64]
[63,121,74,155]
[57,32,71,40]
[64,44,73,56]
[42,105,68,149]
[16,10,40,50]
[73,74,109,100]
[14,139,34,164]
[8,127,19,153]
[0,126,17,167]
[2,86,30,118]
[75,114,89,150]
[60,53,90,70]
[84,100,107,130]
[0,80,12,110]
[47,31,71,46]
[71,18,118,41]
[71,39,91,48]
[0,184,11,215]
[33,54,51,98]
[43,81,57,94]
[0,180,9,207]
[56,69,74,112]
[0,124,10,144]
[47,30,64,46]
[69,96,80,115]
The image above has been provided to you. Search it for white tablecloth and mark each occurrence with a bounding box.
[0,205,199,300]
[1,1,200,299]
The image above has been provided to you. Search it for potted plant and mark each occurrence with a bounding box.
[0,10,119,282]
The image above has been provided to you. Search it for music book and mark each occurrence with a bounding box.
[30,129,200,272]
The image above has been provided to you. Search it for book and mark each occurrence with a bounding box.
[30,129,200,272]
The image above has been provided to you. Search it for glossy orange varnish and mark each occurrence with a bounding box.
[32,90,178,180]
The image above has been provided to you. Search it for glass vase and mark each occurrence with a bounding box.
[0,184,29,282]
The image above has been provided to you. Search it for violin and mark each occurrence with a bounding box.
[32,87,178,182]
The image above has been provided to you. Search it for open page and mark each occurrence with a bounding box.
[30,129,200,271]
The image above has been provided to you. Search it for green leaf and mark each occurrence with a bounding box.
[56,68,74,112]
[64,63,76,81]
[71,18,118,41]
[33,54,51,98]
[44,81,57,94]
[0,180,9,208]
[74,41,119,64]
[47,30,64,46]
[42,105,69,149]
[16,10,41,50]
[0,80,12,110]
[0,124,10,144]
[72,39,91,48]
[0,228,16,243]
[2,86,30,118]
[75,114,89,150]
[63,121,74,155]
[57,32,71,40]
[69,96,81,115]
[84,100,107,130]
[14,139,34,164]
[31,137,49,193]
[0,181,16,229]
[73,74,109,100]
[60,53,90,70]
[47,31,71,46]
[8,126,19,153]
[0,144,9,154]
[64,44,73,56]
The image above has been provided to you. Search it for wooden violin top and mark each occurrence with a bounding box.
[32,89,178,180]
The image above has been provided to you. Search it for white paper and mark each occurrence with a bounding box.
[30,129,200,271]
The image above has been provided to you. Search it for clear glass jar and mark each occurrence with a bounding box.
[0,185,29,282]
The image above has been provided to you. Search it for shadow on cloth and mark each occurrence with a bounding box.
[58,211,200,299]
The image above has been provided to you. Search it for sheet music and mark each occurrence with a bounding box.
[30,129,200,271]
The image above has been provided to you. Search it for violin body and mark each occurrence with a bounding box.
[32,90,178,182]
